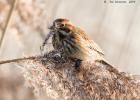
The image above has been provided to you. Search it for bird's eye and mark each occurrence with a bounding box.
[60,23,65,27]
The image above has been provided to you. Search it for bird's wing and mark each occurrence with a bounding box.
[74,26,104,56]
[88,40,104,55]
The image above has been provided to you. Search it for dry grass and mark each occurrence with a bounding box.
[19,50,140,100]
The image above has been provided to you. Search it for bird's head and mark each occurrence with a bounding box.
[48,18,73,34]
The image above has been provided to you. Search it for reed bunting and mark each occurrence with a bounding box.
[42,18,105,68]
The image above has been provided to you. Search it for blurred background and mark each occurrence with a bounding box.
[0,0,139,99]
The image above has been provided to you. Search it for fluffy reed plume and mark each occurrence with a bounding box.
[19,50,140,100]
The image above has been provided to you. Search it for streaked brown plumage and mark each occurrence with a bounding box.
[49,18,104,62]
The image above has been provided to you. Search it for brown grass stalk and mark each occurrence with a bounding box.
[0,0,17,49]
[0,56,37,65]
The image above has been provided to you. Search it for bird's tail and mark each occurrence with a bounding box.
[95,59,120,75]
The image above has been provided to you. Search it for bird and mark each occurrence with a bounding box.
[42,18,106,69]
[51,18,103,58]
[41,18,118,72]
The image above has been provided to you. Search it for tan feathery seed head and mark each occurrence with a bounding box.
[19,51,140,99]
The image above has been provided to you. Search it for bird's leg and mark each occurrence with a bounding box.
[74,59,82,71]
